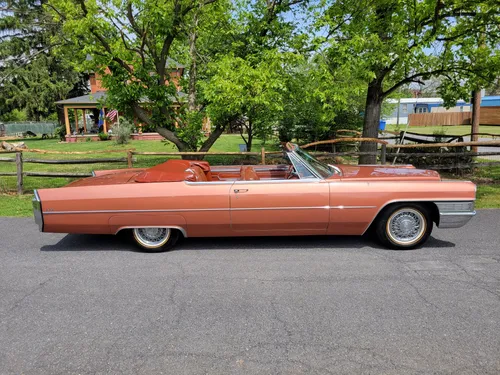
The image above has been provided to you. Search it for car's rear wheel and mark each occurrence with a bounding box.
[131,227,179,252]
[375,203,432,250]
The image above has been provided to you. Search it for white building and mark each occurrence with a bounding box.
[384,98,470,125]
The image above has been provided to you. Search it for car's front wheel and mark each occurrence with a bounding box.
[131,227,179,252]
[375,203,433,250]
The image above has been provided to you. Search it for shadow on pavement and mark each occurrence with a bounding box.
[40,232,456,252]
[425,236,456,248]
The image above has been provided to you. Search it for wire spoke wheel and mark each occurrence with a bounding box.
[133,227,172,250]
[375,203,433,250]
[386,208,426,246]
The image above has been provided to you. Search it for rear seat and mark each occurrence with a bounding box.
[240,166,260,181]
[185,166,208,182]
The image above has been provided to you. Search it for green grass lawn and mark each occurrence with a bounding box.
[0,194,34,217]
[385,124,500,136]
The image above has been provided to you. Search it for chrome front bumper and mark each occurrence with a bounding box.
[33,190,43,232]
[436,201,475,229]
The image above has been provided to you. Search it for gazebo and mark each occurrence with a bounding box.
[55,91,112,139]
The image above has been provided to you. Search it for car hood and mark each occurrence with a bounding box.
[336,165,440,181]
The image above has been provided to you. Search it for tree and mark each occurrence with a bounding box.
[203,53,286,151]
[0,0,85,121]
[201,0,307,151]
[47,0,225,152]
[278,57,365,144]
[318,0,500,163]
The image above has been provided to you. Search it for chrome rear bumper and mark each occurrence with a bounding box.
[436,201,475,229]
[33,190,43,232]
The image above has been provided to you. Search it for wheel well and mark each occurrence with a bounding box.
[366,201,440,233]
[115,226,187,238]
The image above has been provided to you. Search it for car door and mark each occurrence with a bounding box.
[230,179,330,234]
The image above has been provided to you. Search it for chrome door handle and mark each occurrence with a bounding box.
[234,189,248,193]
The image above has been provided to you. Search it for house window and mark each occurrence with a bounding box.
[416,107,428,113]
[402,104,408,113]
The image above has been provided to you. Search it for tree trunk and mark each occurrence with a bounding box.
[130,102,189,152]
[188,12,198,112]
[198,124,226,152]
[359,79,383,164]
[240,121,253,152]
[471,89,481,153]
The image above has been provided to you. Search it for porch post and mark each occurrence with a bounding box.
[103,108,108,133]
[82,109,87,133]
[74,109,79,133]
[64,106,70,135]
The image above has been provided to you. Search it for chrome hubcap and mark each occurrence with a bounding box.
[387,209,425,245]
[134,228,171,248]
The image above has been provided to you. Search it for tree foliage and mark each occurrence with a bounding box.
[318,0,500,163]
[0,0,84,121]
[47,0,229,152]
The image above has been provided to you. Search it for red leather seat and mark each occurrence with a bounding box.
[240,166,260,181]
[185,166,208,182]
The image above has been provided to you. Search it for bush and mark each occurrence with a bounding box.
[54,125,66,141]
[98,132,110,141]
[395,146,473,173]
[112,118,133,144]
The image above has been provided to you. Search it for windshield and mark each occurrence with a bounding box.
[294,147,333,179]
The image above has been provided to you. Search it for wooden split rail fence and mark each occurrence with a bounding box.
[2,140,500,195]
[0,148,276,195]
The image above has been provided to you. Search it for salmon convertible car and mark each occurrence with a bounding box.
[33,143,476,251]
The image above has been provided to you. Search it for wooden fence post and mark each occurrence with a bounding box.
[261,147,266,165]
[380,144,387,165]
[16,151,23,195]
[127,150,133,168]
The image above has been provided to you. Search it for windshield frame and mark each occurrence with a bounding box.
[286,143,335,179]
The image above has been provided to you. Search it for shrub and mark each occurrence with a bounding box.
[54,125,66,141]
[112,118,133,145]
[98,132,110,141]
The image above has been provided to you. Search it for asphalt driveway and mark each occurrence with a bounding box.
[0,211,499,374]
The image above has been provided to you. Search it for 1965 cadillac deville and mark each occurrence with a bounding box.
[33,143,476,251]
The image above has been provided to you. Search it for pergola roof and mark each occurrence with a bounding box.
[55,91,107,105]
[55,90,187,106]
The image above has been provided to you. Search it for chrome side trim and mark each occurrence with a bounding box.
[185,178,323,185]
[211,166,289,172]
[115,226,188,238]
[233,178,321,185]
[44,204,377,216]
[330,205,376,209]
[232,206,330,211]
[360,198,476,235]
[43,208,229,215]
[184,181,235,186]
